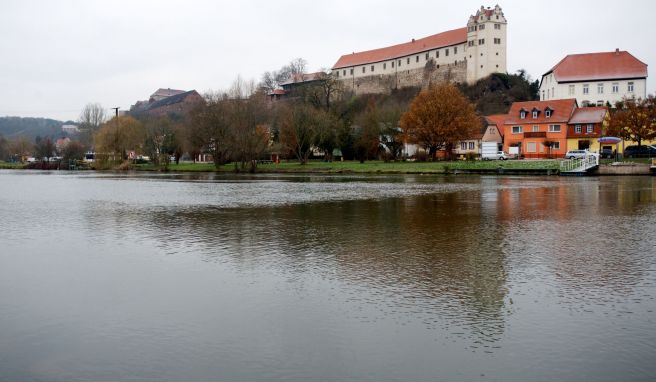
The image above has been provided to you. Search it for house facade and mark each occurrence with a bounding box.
[539,50,648,106]
[482,114,506,150]
[566,107,608,152]
[502,99,578,159]
[332,5,507,94]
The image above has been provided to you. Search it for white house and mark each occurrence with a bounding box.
[539,49,647,107]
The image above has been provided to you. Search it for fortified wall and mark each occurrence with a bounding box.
[343,60,467,94]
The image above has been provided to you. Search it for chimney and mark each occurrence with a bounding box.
[615,48,620,55]
[412,38,415,43]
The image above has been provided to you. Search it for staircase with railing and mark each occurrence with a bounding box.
[560,154,600,175]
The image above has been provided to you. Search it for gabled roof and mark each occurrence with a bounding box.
[146,90,201,110]
[505,99,578,125]
[484,114,507,126]
[150,88,186,98]
[568,107,608,124]
[545,50,648,82]
[332,27,467,69]
[280,72,325,86]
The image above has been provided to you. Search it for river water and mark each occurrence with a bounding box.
[0,170,654,382]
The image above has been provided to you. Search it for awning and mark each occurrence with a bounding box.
[598,137,622,144]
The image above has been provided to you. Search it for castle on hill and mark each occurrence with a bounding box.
[331,5,507,94]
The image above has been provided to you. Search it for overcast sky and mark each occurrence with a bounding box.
[1,0,654,121]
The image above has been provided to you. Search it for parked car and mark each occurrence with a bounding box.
[600,148,614,159]
[623,145,656,158]
[483,151,509,160]
[564,149,593,159]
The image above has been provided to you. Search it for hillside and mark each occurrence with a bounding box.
[0,116,65,140]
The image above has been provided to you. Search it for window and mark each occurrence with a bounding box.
[460,142,467,150]
[362,67,366,73]
[371,65,375,72]
[343,70,346,76]
[398,60,401,67]
[416,56,419,63]
[407,58,410,65]
[545,109,552,118]
[494,38,501,44]
[628,82,634,92]
[436,50,439,58]
[478,39,485,45]
[350,68,353,75]
[532,125,539,132]
[542,90,545,100]
[454,47,458,54]
[552,141,560,150]
[526,142,537,152]
[445,49,449,56]
[391,61,394,68]
[469,142,475,150]
[581,100,590,107]
[583,84,589,95]
[612,83,619,93]
[479,24,485,30]
[575,124,582,133]
[548,124,561,132]
[547,89,550,98]
[335,71,339,77]
[494,23,501,29]
[597,83,604,94]
[568,85,575,95]
[425,53,429,60]
[532,111,538,118]
[587,124,594,133]
[468,41,474,47]
[520,111,526,119]
[596,100,604,106]
[383,63,386,70]
[512,126,523,134]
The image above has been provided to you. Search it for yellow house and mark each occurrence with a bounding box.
[566,107,608,152]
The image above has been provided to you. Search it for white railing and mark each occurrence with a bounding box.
[560,154,599,173]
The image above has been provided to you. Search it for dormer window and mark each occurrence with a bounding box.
[532,108,540,119]
[519,109,527,119]
[545,108,553,118]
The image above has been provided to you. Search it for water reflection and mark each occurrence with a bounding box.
[1,171,655,382]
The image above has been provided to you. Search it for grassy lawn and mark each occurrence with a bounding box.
[134,159,561,174]
[0,161,25,169]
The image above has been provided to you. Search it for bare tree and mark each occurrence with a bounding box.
[79,103,106,130]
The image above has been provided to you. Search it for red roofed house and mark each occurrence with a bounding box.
[540,49,647,107]
[482,114,507,149]
[502,99,578,159]
[332,5,507,94]
[566,107,609,153]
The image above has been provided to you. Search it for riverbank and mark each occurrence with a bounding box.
[3,158,653,175]
[135,159,562,174]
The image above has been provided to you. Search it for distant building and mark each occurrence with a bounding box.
[149,88,187,103]
[61,124,79,134]
[129,88,204,118]
[331,5,507,94]
[566,107,608,152]
[539,49,648,106]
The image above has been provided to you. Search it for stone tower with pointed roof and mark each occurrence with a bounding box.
[466,5,507,83]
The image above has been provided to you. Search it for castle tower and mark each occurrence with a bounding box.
[466,5,507,83]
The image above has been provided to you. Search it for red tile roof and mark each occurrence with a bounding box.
[332,27,467,69]
[505,99,578,125]
[568,107,608,124]
[484,114,507,126]
[484,114,508,137]
[546,50,648,82]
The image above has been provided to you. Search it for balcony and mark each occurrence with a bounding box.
[524,131,547,138]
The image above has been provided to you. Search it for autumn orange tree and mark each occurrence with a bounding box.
[607,96,656,147]
[400,83,479,159]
